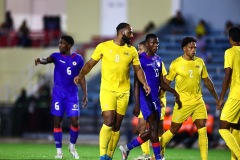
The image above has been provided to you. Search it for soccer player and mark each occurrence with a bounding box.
[137,41,146,54]
[134,61,168,160]
[217,26,240,160]
[74,22,151,160]
[160,36,219,160]
[119,33,180,160]
[35,35,88,159]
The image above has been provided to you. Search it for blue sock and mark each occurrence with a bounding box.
[70,125,80,144]
[54,127,62,148]
[127,136,144,150]
[152,142,162,159]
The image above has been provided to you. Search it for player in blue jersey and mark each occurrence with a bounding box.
[119,33,180,160]
[35,35,88,159]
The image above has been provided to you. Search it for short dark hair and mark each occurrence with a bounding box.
[116,22,129,32]
[181,36,196,49]
[139,41,145,45]
[229,26,240,42]
[61,35,74,46]
[145,33,158,42]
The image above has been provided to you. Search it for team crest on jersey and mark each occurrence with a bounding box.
[196,65,200,68]
[124,52,129,56]
[73,61,77,66]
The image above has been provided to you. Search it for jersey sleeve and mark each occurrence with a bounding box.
[50,52,57,62]
[162,61,167,76]
[224,49,233,69]
[132,47,140,66]
[91,43,103,61]
[166,61,176,81]
[201,60,209,78]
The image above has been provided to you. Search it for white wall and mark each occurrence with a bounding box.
[6,0,66,31]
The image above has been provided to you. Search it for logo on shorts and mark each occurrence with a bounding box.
[72,104,79,110]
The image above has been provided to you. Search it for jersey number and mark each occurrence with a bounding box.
[154,69,159,77]
[55,102,60,110]
[115,55,120,62]
[67,67,71,75]
[189,70,193,78]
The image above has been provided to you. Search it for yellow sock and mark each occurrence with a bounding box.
[161,130,174,148]
[159,136,165,156]
[219,129,240,159]
[198,127,208,160]
[230,128,240,160]
[99,124,112,156]
[107,131,120,158]
[141,139,150,155]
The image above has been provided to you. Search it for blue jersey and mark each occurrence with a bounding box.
[139,52,162,120]
[50,52,84,117]
[51,52,84,93]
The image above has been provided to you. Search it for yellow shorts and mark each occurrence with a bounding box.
[220,98,240,124]
[138,97,166,120]
[100,89,129,115]
[172,97,207,123]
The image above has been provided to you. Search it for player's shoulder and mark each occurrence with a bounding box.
[171,56,182,64]
[50,52,61,57]
[194,56,205,64]
[72,52,84,61]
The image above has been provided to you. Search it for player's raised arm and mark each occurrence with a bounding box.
[35,56,53,65]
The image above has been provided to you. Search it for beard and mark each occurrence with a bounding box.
[122,34,131,45]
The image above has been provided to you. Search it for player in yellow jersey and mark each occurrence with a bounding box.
[217,26,240,160]
[160,36,219,160]
[74,22,150,160]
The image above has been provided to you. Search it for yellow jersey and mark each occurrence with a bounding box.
[166,56,208,104]
[224,46,240,100]
[91,40,140,93]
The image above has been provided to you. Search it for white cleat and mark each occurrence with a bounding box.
[68,147,80,159]
[55,154,63,159]
[119,145,129,160]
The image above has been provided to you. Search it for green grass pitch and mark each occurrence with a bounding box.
[0,143,230,160]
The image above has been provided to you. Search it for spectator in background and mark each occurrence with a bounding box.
[5,11,14,30]
[196,34,212,63]
[195,19,209,36]
[144,21,156,34]
[0,11,14,36]
[168,11,186,34]
[224,20,234,36]
[12,89,29,136]
[18,20,31,47]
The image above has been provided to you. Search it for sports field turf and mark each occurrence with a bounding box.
[0,143,230,160]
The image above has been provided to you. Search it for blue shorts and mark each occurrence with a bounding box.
[51,87,79,117]
[139,91,161,120]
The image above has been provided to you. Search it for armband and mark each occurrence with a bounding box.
[40,57,48,63]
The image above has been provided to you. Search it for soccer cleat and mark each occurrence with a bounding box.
[55,154,63,159]
[99,155,106,160]
[161,156,165,160]
[134,154,151,160]
[119,145,129,160]
[68,146,79,159]
[105,155,112,160]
